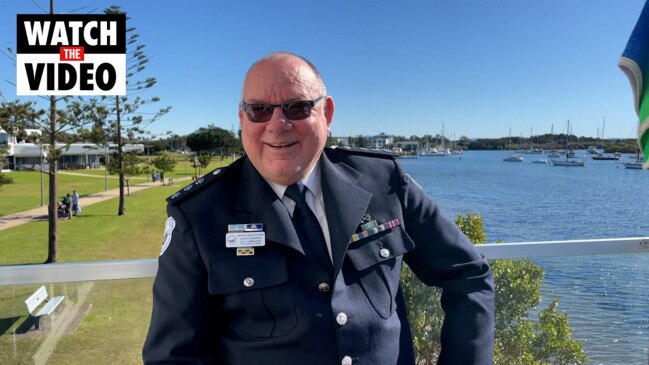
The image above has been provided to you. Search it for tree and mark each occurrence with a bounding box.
[187,124,239,155]
[0,96,98,263]
[151,153,176,186]
[197,154,212,170]
[108,151,143,196]
[0,172,12,190]
[0,146,11,190]
[96,5,171,216]
[401,213,587,365]
[352,135,369,148]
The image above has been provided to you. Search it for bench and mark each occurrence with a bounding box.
[24,285,65,330]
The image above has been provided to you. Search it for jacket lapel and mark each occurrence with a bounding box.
[320,152,373,274]
[235,159,304,255]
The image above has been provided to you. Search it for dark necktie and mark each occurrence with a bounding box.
[285,183,333,276]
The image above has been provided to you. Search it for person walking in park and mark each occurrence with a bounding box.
[62,193,72,220]
[71,190,81,216]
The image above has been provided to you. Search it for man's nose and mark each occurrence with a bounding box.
[265,107,292,132]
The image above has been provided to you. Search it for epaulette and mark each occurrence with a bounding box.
[328,146,397,159]
[166,165,229,205]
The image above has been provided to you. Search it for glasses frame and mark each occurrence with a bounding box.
[240,95,326,123]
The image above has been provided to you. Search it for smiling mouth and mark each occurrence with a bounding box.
[267,142,298,148]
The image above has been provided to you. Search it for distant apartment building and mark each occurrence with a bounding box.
[0,128,144,171]
[397,141,420,152]
[330,136,350,147]
[368,133,394,149]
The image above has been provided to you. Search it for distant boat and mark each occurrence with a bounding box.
[420,124,451,157]
[591,152,620,161]
[624,151,643,169]
[623,161,643,169]
[523,127,543,154]
[551,120,585,167]
[532,158,549,164]
[503,128,523,162]
[524,148,544,154]
[590,118,619,160]
[551,158,585,167]
[420,146,451,156]
[504,155,524,162]
[586,146,598,155]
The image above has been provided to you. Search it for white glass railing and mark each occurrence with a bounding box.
[0,237,647,364]
[1,237,648,286]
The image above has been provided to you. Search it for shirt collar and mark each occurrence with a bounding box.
[265,161,322,201]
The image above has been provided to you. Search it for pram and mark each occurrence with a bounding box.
[57,203,69,219]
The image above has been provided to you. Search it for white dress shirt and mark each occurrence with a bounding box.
[264,162,333,262]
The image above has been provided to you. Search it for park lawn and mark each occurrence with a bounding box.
[65,154,240,180]
[65,168,149,179]
[0,172,121,217]
[0,184,176,265]
[0,155,240,217]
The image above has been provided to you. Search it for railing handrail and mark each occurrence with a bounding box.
[1,237,648,286]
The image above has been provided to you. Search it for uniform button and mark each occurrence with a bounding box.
[336,312,348,325]
[243,277,254,287]
[318,282,331,292]
[379,248,390,258]
[341,356,352,365]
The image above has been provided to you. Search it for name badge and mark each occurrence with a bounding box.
[226,232,266,247]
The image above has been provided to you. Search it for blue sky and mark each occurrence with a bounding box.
[1,0,646,139]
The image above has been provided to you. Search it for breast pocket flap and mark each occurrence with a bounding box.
[208,257,287,295]
[347,227,415,271]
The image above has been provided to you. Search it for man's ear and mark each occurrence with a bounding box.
[324,96,335,127]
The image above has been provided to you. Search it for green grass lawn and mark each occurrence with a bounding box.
[0,158,239,363]
[0,172,121,217]
[0,155,239,217]
[0,183,175,264]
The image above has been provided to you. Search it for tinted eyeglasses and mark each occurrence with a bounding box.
[241,96,326,123]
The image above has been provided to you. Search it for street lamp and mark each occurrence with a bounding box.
[104,145,109,191]
[40,146,47,206]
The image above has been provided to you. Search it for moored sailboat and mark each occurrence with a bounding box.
[551,120,585,167]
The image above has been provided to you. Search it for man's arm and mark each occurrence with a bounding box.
[143,204,215,364]
[397,163,495,364]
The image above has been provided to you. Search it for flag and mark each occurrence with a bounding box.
[620,1,649,169]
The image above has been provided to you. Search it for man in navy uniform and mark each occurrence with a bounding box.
[143,52,495,364]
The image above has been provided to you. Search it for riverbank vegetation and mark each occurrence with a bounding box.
[402,213,587,365]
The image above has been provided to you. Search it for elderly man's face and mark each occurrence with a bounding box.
[240,56,334,185]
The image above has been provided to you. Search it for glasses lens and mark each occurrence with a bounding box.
[245,104,273,122]
[283,101,312,120]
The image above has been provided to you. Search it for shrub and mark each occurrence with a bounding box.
[401,212,587,364]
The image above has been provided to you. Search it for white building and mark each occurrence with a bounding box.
[0,128,144,171]
[368,133,394,149]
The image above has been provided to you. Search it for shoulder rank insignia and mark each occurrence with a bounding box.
[328,146,397,159]
[166,165,229,204]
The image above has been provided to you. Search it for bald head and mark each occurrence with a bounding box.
[242,52,326,98]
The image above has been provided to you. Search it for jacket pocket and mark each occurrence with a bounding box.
[346,227,415,318]
[208,257,296,338]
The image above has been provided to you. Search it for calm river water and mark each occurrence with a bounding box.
[399,150,649,365]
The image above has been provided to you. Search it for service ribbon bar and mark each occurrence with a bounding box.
[228,223,263,232]
[350,219,400,243]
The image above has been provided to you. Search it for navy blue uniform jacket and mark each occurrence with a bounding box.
[143,147,495,364]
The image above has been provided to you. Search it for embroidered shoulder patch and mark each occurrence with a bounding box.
[160,216,176,256]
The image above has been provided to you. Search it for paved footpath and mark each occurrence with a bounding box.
[0,174,191,232]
